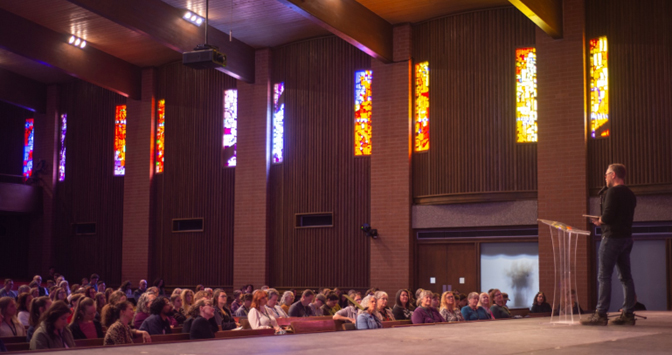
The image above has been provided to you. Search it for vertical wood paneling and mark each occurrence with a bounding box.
[412,8,537,197]
[271,36,371,288]
[153,61,237,288]
[586,0,672,189]
[54,80,126,283]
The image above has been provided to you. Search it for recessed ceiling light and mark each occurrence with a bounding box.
[80,41,86,48]
[68,36,75,44]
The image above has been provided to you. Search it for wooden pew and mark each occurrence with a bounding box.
[0,336,28,344]
[509,308,530,317]
[290,320,337,334]
[528,312,552,318]
[133,332,190,343]
[215,329,275,338]
[392,322,436,328]
[381,320,412,328]
[172,326,183,333]
[276,316,333,327]
[74,338,104,347]
[5,342,29,352]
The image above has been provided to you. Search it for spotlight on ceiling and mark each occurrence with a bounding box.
[183,11,204,26]
[68,35,87,49]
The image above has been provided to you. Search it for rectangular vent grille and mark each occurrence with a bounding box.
[417,226,538,240]
[295,213,333,228]
[172,218,204,233]
[73,223,96,235]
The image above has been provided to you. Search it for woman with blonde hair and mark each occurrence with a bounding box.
[68,297,104,339]
[248,290,282,333]
[461,292,491,321]
[439,291,464,322]
[477,292,495,319]
[181,289,195,314]
[279,291,294,314]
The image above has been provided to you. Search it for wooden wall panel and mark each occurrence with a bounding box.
[270,36,371,288]
[0,100,33,178]
[153,61,237,288]
[54,80,126,283]
[412,8,537,198]
[586,0,672,190]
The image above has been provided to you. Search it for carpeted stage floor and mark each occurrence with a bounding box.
[24,311,672,355]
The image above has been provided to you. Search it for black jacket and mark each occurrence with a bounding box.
[68,320,105,340]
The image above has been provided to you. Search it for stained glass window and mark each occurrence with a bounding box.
[223,89,237,167]
[590,36,609,138]
[516,48,538,143]
[355,70,372,156]
[58,114,67,182]
[156,99,165,173]
[23,119,34,180]
[414,61,429,152]
[114,105,127,176]
[273,82,285,163]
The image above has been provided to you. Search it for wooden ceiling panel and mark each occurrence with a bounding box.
[0,48,73,84]
[161,0,331,48]
[0,0,180,67]
[357,0,512,24]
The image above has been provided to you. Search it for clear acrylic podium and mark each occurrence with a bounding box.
[538,219,591,324]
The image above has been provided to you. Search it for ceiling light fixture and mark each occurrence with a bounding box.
[68,35,87,49]
[183,11,204,26]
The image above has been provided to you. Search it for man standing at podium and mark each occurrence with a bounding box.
[582,164,637,326]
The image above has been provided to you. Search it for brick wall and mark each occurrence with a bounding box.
[370,24,413,292]
[233,49,271,289]
[121,68,155,284]
[536,0,592,309]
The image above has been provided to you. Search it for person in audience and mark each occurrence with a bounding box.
[171,288,183,297]
[440,291,464,322]
[152,279,166,296]
[431,293,440,308]
[46,280,56,289]
[29,286,40,299]
[338,290,350,309]
[248,290,282,333]
[212,290,236,330]
[118,280,133,301]
[169,294,186,326]
[29,301,74,349]
[0,296,27,337]
[0,312,7,353]
[243,284,254,294]
[264,289,288,320]
[230,290,243,313]
[461,292,491,321]
[374,291,395,321]
[59,281,71,298]
[88,274,100,292]
[68,297,104,340]
[310,294,326,316]
[146,286,160,297]
[27,297,52,342]
[356,296,382,329]
[502,293,511,309]
[334,294,362,324]
[478,292,495,319]
[189,299,216,340]
[0,279,16,299]
[83,286,96,300]
[103,301,151,345]
[234,293,253,317]
[195,284,205,292]
[489,289,511,319]
[193,290,208,303]
[261,285,270,291]
[279,291,294,315]
[181,289,195,315]
[203,288,214,299]
[392,289,413,320]
[133,293,156,329]
[555,289,583,316]
[139,296,173,335]
[288,289,315,317]
[32,275,49,296]
[16,292,33,326]
[322,293,340,316]
[94,292,106,321]
[50,287,67,302]
[97,281,106,294]
[81,278,89,289]
[69,294,84,309]
[133,279,148,301]
[412,290,445,324]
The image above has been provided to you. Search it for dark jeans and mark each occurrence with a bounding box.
[596,237,635,314]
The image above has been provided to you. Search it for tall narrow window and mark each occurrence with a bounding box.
[414,61,429,152]
[58,114,67,182]
[23,119,34,180]
[156,99,165,173]
[516,48,538,143]
[114,105,127,176]
[223,89,237,167]
[354,70,372,156]
[590,36,609,138]
[272,82,285,163]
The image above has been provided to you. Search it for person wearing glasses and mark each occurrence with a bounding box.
[582,164,637,326]
[439,291,464,322]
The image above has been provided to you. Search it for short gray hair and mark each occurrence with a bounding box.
[419,290,433,300]
[280,291,294,305]
[373,291,388,300]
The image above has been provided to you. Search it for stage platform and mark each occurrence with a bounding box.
[24,311,672,355]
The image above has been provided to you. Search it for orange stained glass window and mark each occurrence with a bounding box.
[590,36,609,138]
[156,99,165,173]
[354,70,372,156]
[114,105,127,176]
[515,48,538,143]
[414,61,429,152]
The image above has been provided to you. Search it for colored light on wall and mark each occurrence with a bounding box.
[114,105,127,176]
[354,70,372,156]
[156,99,165,173]
[223,89,237,167]
[590,36,609,138]
[273,82,285,164]
[23,119,34,180]
[415,61,429,152]
[515,48,538,143]
[58,114,67,182]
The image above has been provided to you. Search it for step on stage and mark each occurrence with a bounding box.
[25,311,672,355]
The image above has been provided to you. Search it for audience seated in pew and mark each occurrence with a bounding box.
[478,292,495,319]
[321,293,340,316]
[30,301,75,350]
[104,301,151,346]
[439,291,464,322]
[133,280,148,303]
[288,290,315,317]
[356,296,382,330]
[16,293,32,327]
[279,291,294,315]
[234,293,252,318]
[139,296,173,335]
[489,289,511,319]
[392,289,413,320]
[169,294,187,326]
[247,290,283,334]
[0,297,26,337]
[213,289,237,330]
[411,290,445,324]
[374,291,395,321]
[310,294,326,317]
[0,280,17,299]
[230,290,243,314]
[68,298,104,340]
[27,296,52,342]
[133,292,157,329]
[530,291,552,313]
[189,299,217,340]
[461,292,491,321]
[265,289,288,319]
[334,294,362,324]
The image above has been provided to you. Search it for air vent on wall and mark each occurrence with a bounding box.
[417,226,538,240]
[295,213,333,228]
[73,223,96,235]
[172,218,204,233]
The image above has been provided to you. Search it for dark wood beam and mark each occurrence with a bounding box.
[277,0,393,63]
[66,0,255,83]
[0,9,141,99]
[0,68,46,113]
[509,0,563,39]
